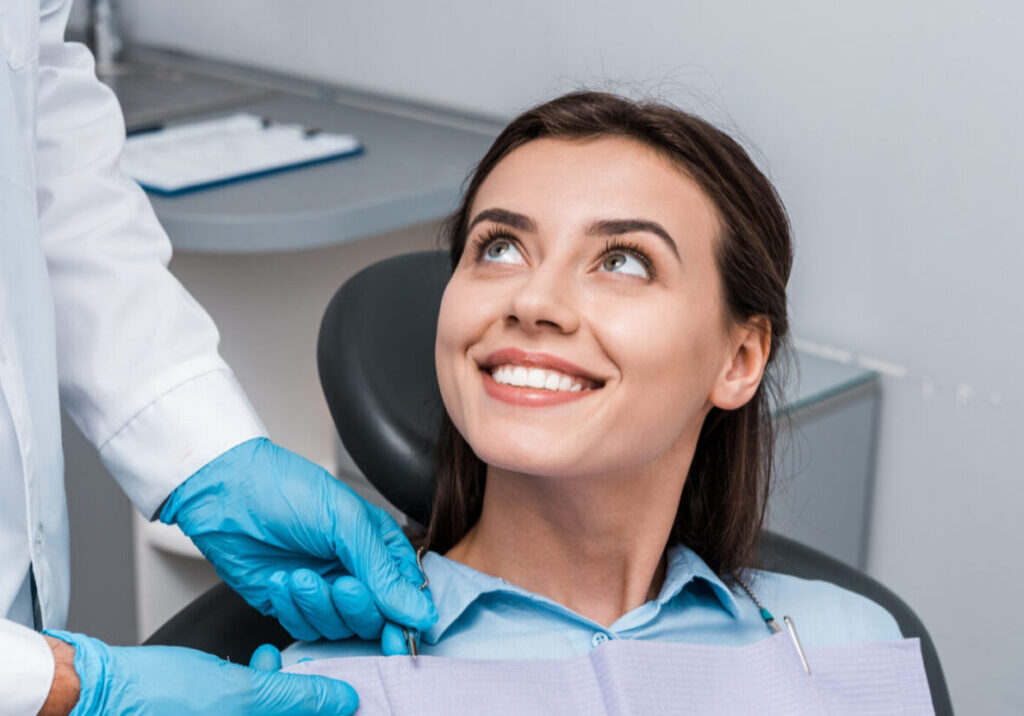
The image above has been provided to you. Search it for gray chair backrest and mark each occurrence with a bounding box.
[317,249,953,715]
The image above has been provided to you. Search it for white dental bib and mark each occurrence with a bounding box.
[285,630,933,715]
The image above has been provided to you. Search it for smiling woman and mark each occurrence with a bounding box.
[430,92,789,588]
[284,91,901,666]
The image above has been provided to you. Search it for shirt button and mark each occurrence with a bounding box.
[591,632,610,647]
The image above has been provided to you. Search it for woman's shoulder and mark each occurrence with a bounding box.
[741,568,903,647]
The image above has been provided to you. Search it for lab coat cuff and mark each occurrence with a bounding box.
[99,370,268,518]
[0,619,55,716]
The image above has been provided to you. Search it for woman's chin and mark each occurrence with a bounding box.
[474,445,587,481]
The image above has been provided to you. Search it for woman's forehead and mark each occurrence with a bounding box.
[469,136,719,239]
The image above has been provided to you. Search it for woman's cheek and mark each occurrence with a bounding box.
[435,290,466,419]
[629,314,711,416]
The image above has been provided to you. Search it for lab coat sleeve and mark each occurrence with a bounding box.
[33,0,267,518]
[0,619,55,716]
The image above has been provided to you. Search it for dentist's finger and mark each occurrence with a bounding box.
[249,668,359,715]
[249,643,283,671]
[331,576,385,640]
[268,570,321,642]
[372,505,427,587]
[289,569,355,641]
[381,621,419,657]
[334,507,437,631]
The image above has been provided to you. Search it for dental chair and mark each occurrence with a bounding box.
[146,250,954,716]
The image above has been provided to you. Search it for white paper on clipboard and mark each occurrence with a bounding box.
[121,113,362,195]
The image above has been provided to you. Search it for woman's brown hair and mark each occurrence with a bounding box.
[421,90,793,581]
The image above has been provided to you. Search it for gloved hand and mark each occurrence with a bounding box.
[43,629,358,715]
[160,438,436,653]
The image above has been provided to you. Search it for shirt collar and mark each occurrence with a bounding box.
[420,543,740,644]
[657,543,741,618]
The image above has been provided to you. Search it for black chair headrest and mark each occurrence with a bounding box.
[318,250,452,526]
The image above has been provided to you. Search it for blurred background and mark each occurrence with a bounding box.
[63,2,1022,713]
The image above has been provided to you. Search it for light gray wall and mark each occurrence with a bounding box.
[62,412,136,644]
[113,2,1023,712]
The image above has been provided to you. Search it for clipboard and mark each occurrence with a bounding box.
[121,113,363,196]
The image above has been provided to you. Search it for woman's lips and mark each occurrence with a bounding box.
[480,367,600,406]
[481,347,606,387]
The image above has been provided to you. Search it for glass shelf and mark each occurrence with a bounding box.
[774,350,876,415]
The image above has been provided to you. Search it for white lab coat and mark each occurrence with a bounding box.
[0,1,267,713]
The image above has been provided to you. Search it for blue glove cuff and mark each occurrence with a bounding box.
[159,436,270,526]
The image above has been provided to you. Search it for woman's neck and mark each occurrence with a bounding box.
[444,464,685,628]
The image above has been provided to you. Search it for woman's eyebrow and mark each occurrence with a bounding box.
[467,209,681,263]
[467,208,537,233]
[585,218,681,261]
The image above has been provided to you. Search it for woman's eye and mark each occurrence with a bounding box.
[601,250,650,278]
[481,238,524,265]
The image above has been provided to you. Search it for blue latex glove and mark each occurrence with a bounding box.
[160,438,436,652]
[44,629,358,715]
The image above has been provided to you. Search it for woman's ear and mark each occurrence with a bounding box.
[709,316,772,411]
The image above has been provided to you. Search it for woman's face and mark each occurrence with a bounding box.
[435,136,751,484]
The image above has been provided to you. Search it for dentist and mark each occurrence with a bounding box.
[0,2,436,715]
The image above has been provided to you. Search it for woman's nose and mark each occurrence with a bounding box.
[506,263,580,334]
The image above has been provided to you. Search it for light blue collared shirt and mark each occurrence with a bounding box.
[283,544,901,665]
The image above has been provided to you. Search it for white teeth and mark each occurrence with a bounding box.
[490,364,589,392]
